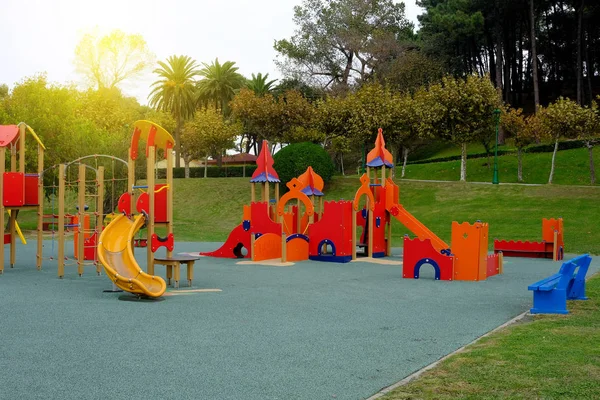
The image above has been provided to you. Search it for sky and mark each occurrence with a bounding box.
[0,0,423,105]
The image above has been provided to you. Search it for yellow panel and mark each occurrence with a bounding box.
[133,120,175,151]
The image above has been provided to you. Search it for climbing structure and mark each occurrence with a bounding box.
[202,131,503,282]
[0,123,45,274]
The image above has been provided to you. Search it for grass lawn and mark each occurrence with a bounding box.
[403,147,600,186]
[384,273,600,399]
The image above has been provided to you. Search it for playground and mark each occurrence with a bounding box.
[1,242,596,399]
[0,120,598,399]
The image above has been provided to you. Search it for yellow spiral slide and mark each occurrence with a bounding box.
[97,214,166,297]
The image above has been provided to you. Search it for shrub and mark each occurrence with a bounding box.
[273,142,335,187]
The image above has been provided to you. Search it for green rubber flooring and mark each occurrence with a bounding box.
[0,241,597,400]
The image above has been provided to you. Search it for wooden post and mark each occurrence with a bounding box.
[9,209,16,267]
[281,232,287,263]
[0,147,4,274]
[275,183,279,210]
[77,163,85,276]
[36,146,44,270]
[251,183,255,202]
[264,181,270,203]
[10,141,16,172]
[296,198,301,233]
[498,252,504,274]
[128,154,135,216]
[553,230,558,261]
[319,197,324,218]
[96,166,104,275]
[309,195,315,224]
[386,212,392,257]
[147,146,155,275]
[166,148,173,260]
[18,123,25,174]
[58,164,65,278]
[250,234,256,262]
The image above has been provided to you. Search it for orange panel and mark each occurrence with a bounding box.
[286,237,309,261]
[451,221,488,281]
[253,233,282,261]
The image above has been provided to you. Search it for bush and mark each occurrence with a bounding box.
[273,142,335,187]
[157,165,258,179]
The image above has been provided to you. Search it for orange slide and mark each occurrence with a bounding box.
[389,204,450,253]
[97,214,166,297]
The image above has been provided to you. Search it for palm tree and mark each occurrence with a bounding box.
[246,73,277,96]
[149,55,200,168]
[196,58,245,115]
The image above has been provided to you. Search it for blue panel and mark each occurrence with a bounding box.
[242,220,250,231]
[309,255,352,263]
[413,258,441,280]
[317,239,336,256]
[376,217,381,228]
[372,251,385,258]
[286,233,309,243]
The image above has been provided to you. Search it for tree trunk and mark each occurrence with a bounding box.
[587,142,596,184]
[204,155,208,178]
[175,114,182,168]
[340,153,345,176]
[576,0,585,105]
[494,25,505,144]
[548,138,559,184]
[401,148,409,178]
[184,157,190,178]
[460,143,467,182]
[217,152,223,168]
[530,0,540,109]
[517,147,523,182]
[585,29,593,105]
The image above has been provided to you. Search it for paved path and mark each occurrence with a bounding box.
[0,241,596,400]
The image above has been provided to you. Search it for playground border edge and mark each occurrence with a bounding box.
[365,310,530,400]
[366,269,600,400]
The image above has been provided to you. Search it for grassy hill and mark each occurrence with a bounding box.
[168,176,599,254]
[402,147,599,185]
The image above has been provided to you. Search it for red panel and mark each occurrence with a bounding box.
[308,200,353,257]
[403,236,454,280]
[151,233,174,252]
[0,125,19,148]
[4,233,10,244]
[118,192,131,215]
[493,239,552,258]
[136,184,168,223]
[24,175,39,205]
[3,172,25,206]
[486,253,500,277]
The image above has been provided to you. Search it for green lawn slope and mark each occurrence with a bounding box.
[166,176,600,254]
[403,147,600,185]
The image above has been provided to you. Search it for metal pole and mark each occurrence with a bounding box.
[492,109,501,185]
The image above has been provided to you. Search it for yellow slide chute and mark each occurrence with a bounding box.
[97,214,166,297]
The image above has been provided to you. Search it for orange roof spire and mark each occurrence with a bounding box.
[297,166,324,196]
[366,128,394,168]
[250,140,280,183]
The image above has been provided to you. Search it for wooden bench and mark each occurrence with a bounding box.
[154,255,199,288]
[528,254,592,314]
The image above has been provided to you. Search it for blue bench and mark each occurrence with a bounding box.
[528,254,592,314]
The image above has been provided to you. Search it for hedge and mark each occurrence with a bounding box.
[273,142,335,187]
[157,165,258,179]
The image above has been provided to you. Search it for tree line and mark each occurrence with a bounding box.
[1,0,599,185]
